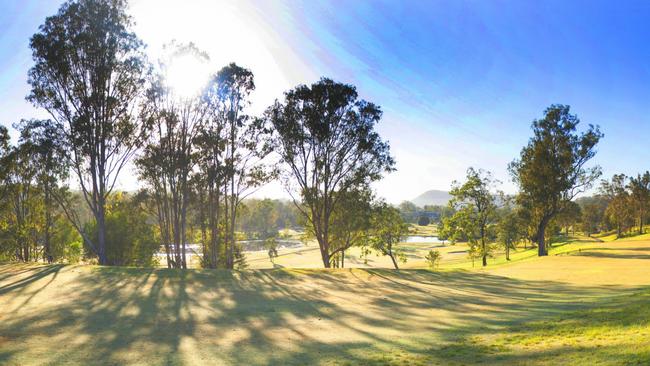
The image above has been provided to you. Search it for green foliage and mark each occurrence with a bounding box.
[238,199,298,239]
[497,207,525,260]
[398,202,452,224]
[628,172,650,234]
[553,200,582,235]
[28,0,147,265]
[329,188,374,267]
[0,126,79,263]
[267,78,395,268]
[425,249,441,269]
[417,215,431,226]
[600,174,634,238]
[577,195,608,236]
[509,105,602,256]
[65,240,83,264]
[50,220,82,263]
[397,201,419,222]
[87,193,159,267]
[367,202,409,269]
[444,168,501,266]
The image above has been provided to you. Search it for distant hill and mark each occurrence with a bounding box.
[411,190,451,207]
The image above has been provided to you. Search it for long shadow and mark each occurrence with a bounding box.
[0,264,647,365]
[0,264,62,295]
[0,264,51,281]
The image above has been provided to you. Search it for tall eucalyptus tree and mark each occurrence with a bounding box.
[509,105,602,256]
[27,0,147,264]
[267,78,395,268]
[137,44,210,269]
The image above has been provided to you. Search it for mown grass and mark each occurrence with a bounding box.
[2,236,650,365]
[246,230,616,270]
[408,224,438,237]
[435,289,650,365]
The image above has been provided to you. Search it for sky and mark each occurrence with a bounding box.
[1,0,650,203]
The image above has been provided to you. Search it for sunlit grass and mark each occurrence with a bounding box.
[3,235,650,365]
[408,224,438,237]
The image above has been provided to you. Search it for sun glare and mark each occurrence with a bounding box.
[165,53,211,99]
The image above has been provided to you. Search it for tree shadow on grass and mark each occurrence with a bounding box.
[0,264,647,365]
[0,264,62,296]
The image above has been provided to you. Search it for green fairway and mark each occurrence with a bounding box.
[244,234,604,270]
[2,237,650,365]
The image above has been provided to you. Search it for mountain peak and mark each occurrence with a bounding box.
[411,190,451,207]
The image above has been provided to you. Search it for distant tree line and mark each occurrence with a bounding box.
[237,199,300,239]
[397,201,454,225]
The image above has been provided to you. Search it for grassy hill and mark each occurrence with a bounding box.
[2,236,650,365]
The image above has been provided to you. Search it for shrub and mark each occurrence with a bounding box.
[425,249,441,269]
[417,215,431,226]
[86,193,159,267]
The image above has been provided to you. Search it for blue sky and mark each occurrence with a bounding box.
[1,0,650,202]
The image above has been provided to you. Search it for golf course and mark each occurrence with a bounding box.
[2,234,649,365]
[3,1,650,365]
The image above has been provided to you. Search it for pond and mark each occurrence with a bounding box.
[238,239,303,252]
[404,236,444,243]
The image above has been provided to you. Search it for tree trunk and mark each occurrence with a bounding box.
[181,207,188,270]
[208,186,219,269]
[640,217,644,235]
[538,232,547,256]
[506,241,510,261]
[481,236,487,267]
[341,249,345,268]
[43,185,52,263]
[321,252,331,268]
[97,206,107,265]
[318,237,331,268]
[536,218,549,257]
[229,196,237,269]
[389,253,399,270]
[481,225,487,267]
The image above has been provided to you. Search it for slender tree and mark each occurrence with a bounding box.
[3,140,41,261]
[497,207,525,261]
[213,64,274,269]
[137,44,209,269]
[16,119,69,262]
[368,202,409,269]
[628,172,650,235]
[444,168,500,267]
[600,174,633,238]
[267,78,395,268]
[0,127,10,202]
[327,187,373,268]
[193,63,275,269]
[509,105,602,256]
[27,0,146,265]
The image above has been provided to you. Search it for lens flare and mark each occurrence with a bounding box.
[165,52,211,99]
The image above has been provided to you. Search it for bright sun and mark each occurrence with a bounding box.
[165,52,212,99]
